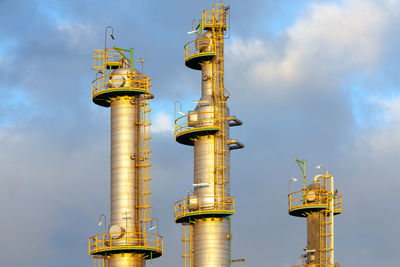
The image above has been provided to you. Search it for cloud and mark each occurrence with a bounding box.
[227,0,400,102]
[152,111,174,135]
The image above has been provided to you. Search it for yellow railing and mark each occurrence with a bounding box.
[184,39,216,61]
[91,73,150,98]
[334,194,343,213]
[202,3,227,29]
[93,49,122,72]
[175,195,234,220]
[289,190,342,214]
[293,264,340,267]
[175,111,217,138]
[88,232,163,255]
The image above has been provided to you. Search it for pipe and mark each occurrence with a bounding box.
[227,116,242,127]
[227,139,244,150]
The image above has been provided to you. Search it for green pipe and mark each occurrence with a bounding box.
[130,48,134,74]
[230,216,232,267]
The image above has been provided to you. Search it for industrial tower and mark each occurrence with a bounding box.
[88,29,163,267]
[288,159,342,267]
[174,4,244,267]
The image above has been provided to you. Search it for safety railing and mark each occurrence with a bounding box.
[92,49,122,72]
[175,111,217,137]
[88,231,163,255]
[175,195,234,221]
[91,73,150,98]
[184,39,216,62]
[202,3,227,29]
[289,190,342,214]
[293,264,340,267]
[334,194,343,214]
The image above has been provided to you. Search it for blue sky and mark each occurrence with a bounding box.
[0,0,400,266]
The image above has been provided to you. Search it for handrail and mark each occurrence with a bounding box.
[91,73,151,98]
[175,195,234,220]
[293,264,340,267]
[184,39,216,60]
[92,49,123,72]
[288,189,342,214]
[202,3,227,29]
[175,111,217,137]
[88,231,163,255]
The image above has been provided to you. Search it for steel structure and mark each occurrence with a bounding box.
[174,4,244,267]
[288,160,342,267]
[88,34,163,267]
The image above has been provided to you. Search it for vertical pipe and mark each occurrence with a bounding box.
[330,175,334,264]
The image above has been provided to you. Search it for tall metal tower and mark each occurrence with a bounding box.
[174,4,244,267]
[88,29,163,267]
[288,159,342,267]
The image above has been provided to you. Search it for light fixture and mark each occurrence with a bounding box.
[288,177,298,195]
[98,214,107,233]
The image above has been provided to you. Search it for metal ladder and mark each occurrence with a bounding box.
[319,177,334,266]
[182,223,194,267]
[213,9,229,199]
[138,94,152,230]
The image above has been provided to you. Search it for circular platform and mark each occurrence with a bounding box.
[92,88,149,107]
[89,232,163,259]
[175,126,219,146]
[176,211,234,223]
[185,53,216,70]
[90,246,162,259]
[289,204,342,217]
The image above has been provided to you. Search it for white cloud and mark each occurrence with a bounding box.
[364,96,400,150]
[227,0,400,99]
[152,111,174,135]
[58,22,95,47]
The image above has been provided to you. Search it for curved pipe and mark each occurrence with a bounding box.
[228,116,242,127]
[227,139,244,150]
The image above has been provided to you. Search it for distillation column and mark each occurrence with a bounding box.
[288,161,342,267]
[88,38,163,267]
[174,4,244,267]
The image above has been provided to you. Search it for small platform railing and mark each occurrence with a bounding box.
[88,231,163,256]
[202,3,227,29]
[175,195,234,221]
[91,73,150,98]
[175,111,217,138]
[184,39,216,62]
[289,190,342,214]
[92,49,122,72]
[293,264,340,267]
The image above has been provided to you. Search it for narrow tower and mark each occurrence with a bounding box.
[174,4,244,267]
[88,29,163,267]
[288,159,342,267]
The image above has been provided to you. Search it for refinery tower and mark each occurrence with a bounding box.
[174,4,244,267]
[87,28,163,267]
[288,159,342,267]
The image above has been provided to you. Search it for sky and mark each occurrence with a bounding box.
[0,0,399,266]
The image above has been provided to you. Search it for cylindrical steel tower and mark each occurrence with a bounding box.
[88,37,163,266]
[174,4,244,267]
[288,160,342,267]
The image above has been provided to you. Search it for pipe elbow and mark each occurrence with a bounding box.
[228,116,243,127]
[227,139,244,150]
